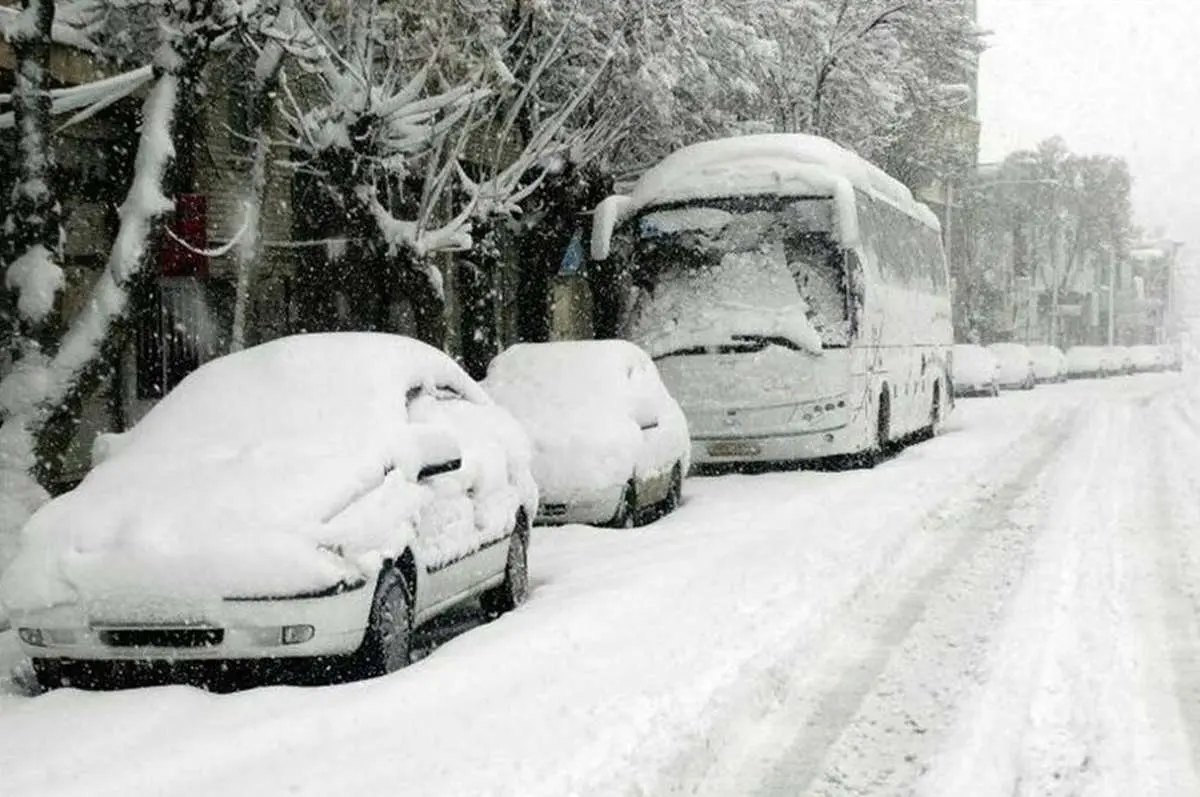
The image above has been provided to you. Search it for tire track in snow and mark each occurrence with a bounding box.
[685,410,1080,797]
[1148,393,1200,782]
[909,380,1200,797]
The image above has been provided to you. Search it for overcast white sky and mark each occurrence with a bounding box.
[977,0,1200,244]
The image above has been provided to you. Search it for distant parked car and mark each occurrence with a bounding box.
[1,333,538,690]
[1065,346,1104,379]
[1160,343,1184,372]
[951,344,1000,397]
[1028,345,1067,383]
[484,340,691,528]
[1129,345,1160,373]
[1099,346,1129,377]
[987,343,1036,390]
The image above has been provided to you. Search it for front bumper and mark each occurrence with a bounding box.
[953,382,996,397]
[12,581,374,663]
[692,421,864,466]
[535,484,624,526]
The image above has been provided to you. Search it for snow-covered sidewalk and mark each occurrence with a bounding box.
[0,375,1193,797]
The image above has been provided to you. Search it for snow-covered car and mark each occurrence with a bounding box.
[1158,343,1183,372]
[987,342,1036,390]
[484,340,690,528]
[0,333,538,690]
[1065,345,1104,378]
[1099,346,1130,376]
[951,344,1000,397]
[1028,345,1067,383]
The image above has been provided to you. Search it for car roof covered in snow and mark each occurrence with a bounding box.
[126,332,487,453]
[485,340,654,406]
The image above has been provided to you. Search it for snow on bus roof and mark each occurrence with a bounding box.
[629,134,941,230]
[1130,247,1170,260]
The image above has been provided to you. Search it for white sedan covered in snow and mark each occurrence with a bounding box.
[0,333,537,689]
[484,340,691,528]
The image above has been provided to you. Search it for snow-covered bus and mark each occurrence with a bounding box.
[590,134,953,468]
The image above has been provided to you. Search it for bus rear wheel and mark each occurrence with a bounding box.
[876,391,891,453]
[922,384,942,441]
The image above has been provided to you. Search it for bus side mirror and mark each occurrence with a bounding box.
[591,195,633,261]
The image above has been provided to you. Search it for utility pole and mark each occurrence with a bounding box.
[1107,249,1116,346]
[944,178,955,269]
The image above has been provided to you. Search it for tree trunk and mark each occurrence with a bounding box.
[230,4,293,350]
[395,252,447,349]
[3,0,63,356]
[588,255,626,339]
[230,71,280,350]
[459,225,502,380]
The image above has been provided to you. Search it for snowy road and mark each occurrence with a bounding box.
[2,373,1199,796]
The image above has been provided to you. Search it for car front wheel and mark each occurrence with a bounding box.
[31,658,66,691]
[662,464,683,515]
[482,523,529,616]
[347,567,412,680]
[610,482,637,528]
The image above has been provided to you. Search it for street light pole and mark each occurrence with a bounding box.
[1107,252,1116,346]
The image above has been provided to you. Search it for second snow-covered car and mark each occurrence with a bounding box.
[0,333,538,690]
[483,340,691,528]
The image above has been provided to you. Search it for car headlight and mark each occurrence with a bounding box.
[18,628,46,647]
[281,625,315,645]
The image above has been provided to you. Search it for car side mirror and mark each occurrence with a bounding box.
[91,431,129,468]
[632,395,660,431]
[414,427,463,481]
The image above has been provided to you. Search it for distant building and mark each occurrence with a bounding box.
[1118,242,1181,345]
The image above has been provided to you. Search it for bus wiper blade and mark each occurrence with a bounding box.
[652,346,709,360]
[731,334,819,354]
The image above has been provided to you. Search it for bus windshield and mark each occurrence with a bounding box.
[630,197,852,358]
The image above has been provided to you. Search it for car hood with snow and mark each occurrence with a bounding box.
[0,333,536,616]
[483,341,691,503]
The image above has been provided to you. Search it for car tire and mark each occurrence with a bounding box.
[482,518,530,616]
[661,464,683,516]
[31,658,65,691]
[925,383,943,440]
[31,659,116,691]
[610,482,637,529]
[347,567,412,680]
[870,391,891,463]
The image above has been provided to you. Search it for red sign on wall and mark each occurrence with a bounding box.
[160,193,209,278]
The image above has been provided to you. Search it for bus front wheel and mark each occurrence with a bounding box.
[855,390,890,469]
